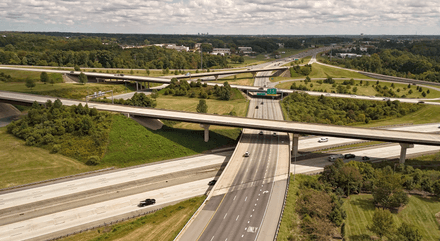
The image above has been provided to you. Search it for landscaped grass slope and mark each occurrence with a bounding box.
[101,115,239,167]
[276,79,440,99]
[0,127,97,189]
[60,196,205,241]
[0,82,131,100]
[343,194,440,240]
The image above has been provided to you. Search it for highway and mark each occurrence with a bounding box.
[0,152,232,241]
[178,65,290,241]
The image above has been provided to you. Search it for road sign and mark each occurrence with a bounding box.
[257,93,266,96]
[267,88,277,95]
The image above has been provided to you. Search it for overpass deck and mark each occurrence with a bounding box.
[1,91,439,146]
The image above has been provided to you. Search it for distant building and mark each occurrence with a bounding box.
[212,48,231,55]
[238,47,255,55]
[1,35,6,38]
[337,53,362,58]
[276,43,284,48]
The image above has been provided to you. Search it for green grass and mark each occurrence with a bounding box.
[275,79,440,98]
[0,127,97,189]
[156,92,248,117]
[101,115,240,167]
[0,81,133,100]
[308,64,376,79]
[60,196,205,241]
[358,105,440,127]
[343,194,440,240]
[277,174,303,241]
[0,69,63,82]
[215,73,255,86]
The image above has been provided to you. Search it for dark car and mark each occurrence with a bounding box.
[255,105,259,109]
[208,180,217,186]
[139,198,156,207]
[344,154,355,159]
[418,101,425,104]
[362,156,370,160]
[261,102,264,105]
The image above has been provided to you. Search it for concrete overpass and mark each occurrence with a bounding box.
[171,66,288,80]
[1,91,440,163]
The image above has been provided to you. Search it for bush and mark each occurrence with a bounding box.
[85,156,100,166]
[51,144,61,154]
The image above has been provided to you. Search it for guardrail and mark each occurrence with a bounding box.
[45,208,162,241]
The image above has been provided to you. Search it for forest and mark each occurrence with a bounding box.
[0,32,352,70]
[282,92,423,125]
[326,40,440,83]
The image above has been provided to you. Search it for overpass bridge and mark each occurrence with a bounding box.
[1,90,439,163]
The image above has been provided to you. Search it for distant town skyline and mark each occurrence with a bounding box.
[1,0,440,35]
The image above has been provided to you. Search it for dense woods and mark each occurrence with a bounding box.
[326,41,440,83]
[282,92,422,125]
[6,100,111,164]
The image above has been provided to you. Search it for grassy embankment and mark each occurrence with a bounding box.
[59,196,205,241]
[343,194,440,240]
[276,175,302,241]
[0,127,98,189]
[213,72,255,86]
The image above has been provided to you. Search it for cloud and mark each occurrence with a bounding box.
[0,0,439,34]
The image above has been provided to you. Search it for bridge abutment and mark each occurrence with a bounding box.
[399,143,414,164]
[200,124,210,142]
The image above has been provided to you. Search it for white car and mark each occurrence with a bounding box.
[318,137,329,143]
[244,151,250,157]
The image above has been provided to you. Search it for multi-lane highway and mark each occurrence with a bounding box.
[178,65,290,241]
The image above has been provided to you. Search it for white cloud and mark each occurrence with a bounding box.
[0,0,439,34]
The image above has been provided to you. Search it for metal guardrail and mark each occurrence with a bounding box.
[45,208,162,241]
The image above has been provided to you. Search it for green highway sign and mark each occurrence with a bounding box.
[267,88,277,95]
[257,92,266,96]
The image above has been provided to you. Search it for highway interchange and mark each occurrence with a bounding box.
[1,48,440,240]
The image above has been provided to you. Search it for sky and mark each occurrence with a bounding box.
[1,0,440,35]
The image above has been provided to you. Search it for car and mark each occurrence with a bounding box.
[259,131,264,135]
[244,151,250,157]
[261,102,264,105]
[418,101,425,104]
[259,87,264,90]
[362,156,370,160]
[255,105,259,109]
[318,137,328,143]
[273,132,277,136]
[138,198,156,207]
[328,154,343,162]
[208,180,217,186]
[70,71,74,73]
[344,154,356,159]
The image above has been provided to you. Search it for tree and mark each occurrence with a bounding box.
[49,77,55,86]
[150,89,158,100]
[74,65,80,71]
[395,222,422,241]
[372,171,408,208]
[196,99,208,113]
[40,72,49,84]
[25,78,36,90]
[368,208,395,240]
[145,68,150,76]
[79,72,88,85]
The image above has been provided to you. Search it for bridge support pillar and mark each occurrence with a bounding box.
[399,143,414,164]
[214,75,218,81]
[291,134,299,158]
[251,72,256,78]
[200,124,210,142]
[148,82,150,89]
[136,81,139,91]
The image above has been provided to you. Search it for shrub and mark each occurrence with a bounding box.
[85,156,100,166]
